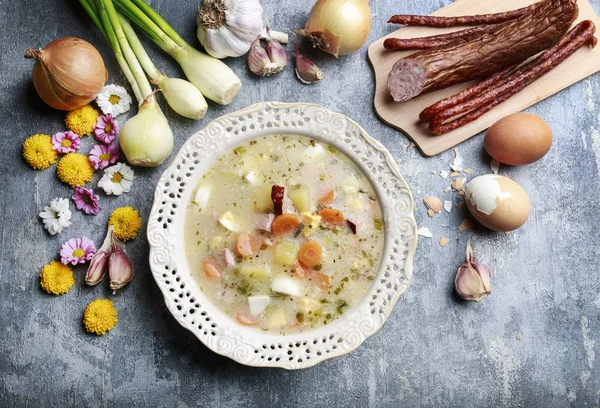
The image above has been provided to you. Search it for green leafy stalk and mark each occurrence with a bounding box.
[113,0,181,53]
[92,0,144,102]
[100,0,154,99]
[78,0,106,39]
[118,14,162,82]
[129,0,186,47]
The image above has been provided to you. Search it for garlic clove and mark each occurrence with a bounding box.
[248,39,269,75]
[455,241,492,302]
[85,226,118,286]
[294,51,323,84]
[267,39,288,69]
[294,35,323,84]
[248,39,283,76]
[86,251,109,286]
[108,244,133,292]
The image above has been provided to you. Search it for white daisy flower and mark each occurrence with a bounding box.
[39,198,72,235]
[98,163,135,196]
[96,84,132,116]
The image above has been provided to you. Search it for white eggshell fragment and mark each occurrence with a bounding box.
[464,175,530,232]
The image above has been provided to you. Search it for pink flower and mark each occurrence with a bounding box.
[60,237,96,265]
[88,143,119,170]
[93,114,119,144]
[72,186,101,215]
[51,131,80,154]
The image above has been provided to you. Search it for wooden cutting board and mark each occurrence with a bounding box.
[368,0,600,157]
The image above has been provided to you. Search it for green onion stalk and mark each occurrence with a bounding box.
[79,0,174,167]
[113,0,241,105]
[119,16,208,120]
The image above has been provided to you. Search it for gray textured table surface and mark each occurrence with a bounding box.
[1,0,600,406]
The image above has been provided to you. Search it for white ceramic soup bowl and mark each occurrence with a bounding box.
[148,102,417,369]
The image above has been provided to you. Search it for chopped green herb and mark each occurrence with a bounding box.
[373,217,383,231]
[234,146,246,155]
[336,300,348,315]
[314,264,323,271]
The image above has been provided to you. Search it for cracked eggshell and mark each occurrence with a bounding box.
[464,175,530,232]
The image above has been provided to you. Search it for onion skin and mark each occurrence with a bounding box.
[299,0,372,57]
[25,37,107,111]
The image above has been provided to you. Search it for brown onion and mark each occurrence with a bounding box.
[297,0,372,57]
[25,37,107,111]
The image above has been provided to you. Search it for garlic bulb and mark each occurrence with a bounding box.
[196,0,265,59]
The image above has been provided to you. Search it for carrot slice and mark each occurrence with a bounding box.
[293,262,310,279]
[235,233,261,258]
[203,259,221,279]
[236,312,257,326]
[298,241,323,267]
[318,190,335,205]
[311,272,331,290]
[318,207,345,226]
[271,214,301,236]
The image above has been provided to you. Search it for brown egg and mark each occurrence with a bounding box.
[484,113,552,165]
[464,175,530,232]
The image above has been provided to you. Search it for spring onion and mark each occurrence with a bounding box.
[113,0,241,105]
[119,16,208,120]
[79,0,173,167]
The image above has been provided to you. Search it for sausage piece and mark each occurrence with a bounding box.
[420,16,592,122]
[429,21,597,135]
[388,3,537,27]
[384,25,495,51]
[419,67,517,121]
[429,22,591,125]
[387,0,578,103]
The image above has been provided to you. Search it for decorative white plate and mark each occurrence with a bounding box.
[148,102,417,369]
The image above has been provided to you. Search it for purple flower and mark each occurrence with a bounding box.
[60,237,96,265]
[88,143,119,170]
[51,131,80,154]
[72,186,101,215]
[93,114,119,144]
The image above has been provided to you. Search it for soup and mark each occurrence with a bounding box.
[184,135,384,334]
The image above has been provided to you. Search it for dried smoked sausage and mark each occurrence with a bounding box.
[388,3,537,27]
[387,0,578,103]
[429,21,597,135]
[384,25,494,51]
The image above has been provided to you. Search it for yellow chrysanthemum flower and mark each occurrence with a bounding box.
[65,105,100,137]
[83,299,118,335]
[57,153,94,187]
[40,261,74,295]
[108,206,142,242]
[23,134,57,170]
